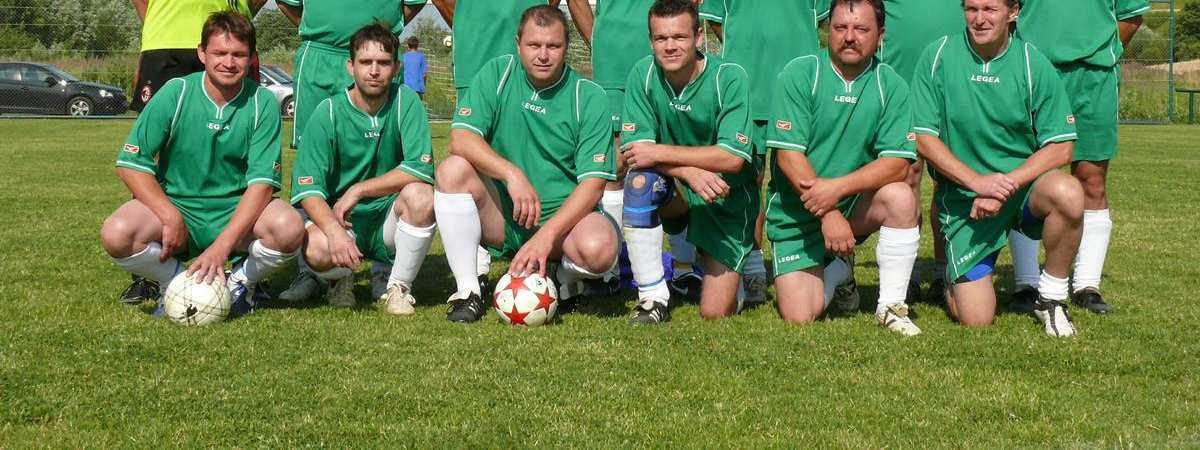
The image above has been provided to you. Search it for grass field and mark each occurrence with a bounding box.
[1,119,1198,447]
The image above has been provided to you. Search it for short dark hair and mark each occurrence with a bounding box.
[517,4,570,45]
[349,22,400,61]
[962,0,1021,9]
[648,0,700,33]
[406,36,420,49]
[200,10,255,51]
[830,0,886,30]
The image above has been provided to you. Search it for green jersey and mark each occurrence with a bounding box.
[591,0,656,90]
[141,0,254,51]
[766,53,916,226]
[451,55,616,221]
[880,0,965,83]
[276,0,420,49]
[620,54,756,185]
[117,72,283,200]
[699,0,830,120]
[1017,0,1150,67]
[911,33,1078,192]
[451,0,548,89]
[291,84,435,211]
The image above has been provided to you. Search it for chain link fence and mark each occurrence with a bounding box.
[0,0,1184,123]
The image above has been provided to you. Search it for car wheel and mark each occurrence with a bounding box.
[282,96,295,118]
[67,96,92,116]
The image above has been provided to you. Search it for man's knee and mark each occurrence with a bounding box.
[434,155,478,193]
[572,234,618,273]
[262,206,304,251]
[1043,174,1085,220]
[1075,171,1107,200]
[399,183,435,225]
[877,181,918,221]
[100,212,139,257]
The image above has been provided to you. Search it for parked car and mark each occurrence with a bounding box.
[0,62,127,116]
[259,64,294,118]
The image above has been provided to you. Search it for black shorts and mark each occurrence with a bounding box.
[132,49,260,112]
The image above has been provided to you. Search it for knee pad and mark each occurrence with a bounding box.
[960,251,999,283]
[623,169,674,228]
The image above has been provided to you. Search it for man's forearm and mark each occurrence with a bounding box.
[835,157,909,195]
[431,0,455,26]
[774,150,819,197]
[652,144,745,173]
[210,184,273,251]
[709,22,723,43]
[279,4,301,26]
[1008,141,1073,187]
[301,196,342,236]
[567,0,595,46]
[1119,16,1143,47]
[538,179,605,241]
[350,169,421,199]
[917,135,981,188]
[404,4,425,23]
[131,0,147,21]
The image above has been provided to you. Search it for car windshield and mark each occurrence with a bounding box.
[43,65,78,82]
[265,66,292,84]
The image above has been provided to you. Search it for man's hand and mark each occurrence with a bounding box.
[331,185,362,228]
[968,173,1017,201]
[679,167,729,203]
[970,197,1004,220]
[624,141,665,170]
[509,231,555,277]
[821,213,855,257]
[798,177,846,217]
[506,170,541,229]
[328,227,363,268]
[186,244,230,285]
[159,211,189,262]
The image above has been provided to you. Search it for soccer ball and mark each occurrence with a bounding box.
[163,272,231,326]
[492,272,558,326]
[442,35,453,48]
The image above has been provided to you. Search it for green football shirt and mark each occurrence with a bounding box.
[620,53,756,185]
[1016,0,1150,67]
[698,0,830,120]
[451,55,616,221]
[591,0,656,90]
[276,0,421,49]
[766,52,916,226]
[117,71,283,199]
[880,0,965,83]
[451,0,548,89]
[911,33,1078,191]
[290,84,435,212]
[141,0,253,51]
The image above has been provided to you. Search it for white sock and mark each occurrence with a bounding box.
[557,255,605,299]
[601,189,624,229]
[476,246,491,277]
[389,219,435,287]
[625,225,670,304]
[1009,230,1041,289]
[876,227,920,306]
[229,240,298,286]
[434,191,483,295]
[668,229,695,276]
[822,257,851,308]
[1039,271,1069,301]
[744,249,766,277]
[112,242,183,286]
[1073,209,1112,292]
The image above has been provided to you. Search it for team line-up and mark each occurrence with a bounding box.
[101,0,1148,336]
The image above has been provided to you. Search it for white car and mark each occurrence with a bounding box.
[259,65,295,118]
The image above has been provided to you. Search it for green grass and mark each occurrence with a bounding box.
[1,120,1199,447]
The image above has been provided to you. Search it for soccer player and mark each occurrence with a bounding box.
[766,0,921,335]
[699,0,831,306]
[433,5,619,323]
[428,0,562,298]
[100,12,303,317]
[290,24,437,314]
[620,0,755,324]
[121,0,267,305]
[879,0,965,306]
[1013,0,1149,314]
[276,0,426,303]
[912,0,1085,336]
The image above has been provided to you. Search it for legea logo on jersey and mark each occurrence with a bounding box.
[622,123,636,132]
[459,107,472,116]
[833,95,858,104]
[364,130,380,139]
[123,143,140,154]
[970,74,1001,84]
[298,176,314,185]
[776,120,792,131]
[522,102,546,114]
[778,254,801,264]
[207,122,231,131]
[670,101,692,112]
[736,133,749,145]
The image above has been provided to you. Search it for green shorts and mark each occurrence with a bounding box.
[605,88,625,133]
[292,41,352,148]
[937,184,1044,282]
[349,195,400,264]
[662,181,760,273]
[766,193,861,276]
[1056,62,1119,162]
[170,196,243,261]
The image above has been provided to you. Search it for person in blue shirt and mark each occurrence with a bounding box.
[402,36,428,99]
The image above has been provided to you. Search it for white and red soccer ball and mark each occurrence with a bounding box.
[492,272,558,326]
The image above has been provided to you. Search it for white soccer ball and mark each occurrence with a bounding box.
[493,272,558,326]
[442,35,453,48]
[163,272,231,326]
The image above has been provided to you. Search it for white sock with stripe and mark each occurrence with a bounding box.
[625,225,670,305]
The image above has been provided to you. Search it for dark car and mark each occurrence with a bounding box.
[0,62,128,116]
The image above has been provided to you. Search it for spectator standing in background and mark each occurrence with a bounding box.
[402,37,428,100]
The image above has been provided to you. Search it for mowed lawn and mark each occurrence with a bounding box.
[1,119,1198,447]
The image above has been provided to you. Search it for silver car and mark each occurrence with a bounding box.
[258,64,294,118]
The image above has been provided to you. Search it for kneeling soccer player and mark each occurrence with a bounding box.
[912,0,1084,336]
[290,24,437,315]
[620,0,757,324]
[766,0,921,335]
[433,5,619,323]
[100,12,303,317]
